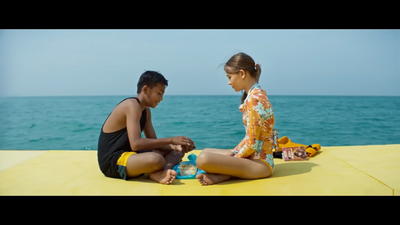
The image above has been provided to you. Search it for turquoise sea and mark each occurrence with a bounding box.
[1,95,399,150]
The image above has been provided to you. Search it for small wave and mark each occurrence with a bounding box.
[29,137,65,143]
[172,121,186,125]
[72,127,96,132]
[48,137,65,141]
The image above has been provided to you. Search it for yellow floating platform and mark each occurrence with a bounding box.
[1,145,399,195]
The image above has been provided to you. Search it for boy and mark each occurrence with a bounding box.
[97,71,195,185]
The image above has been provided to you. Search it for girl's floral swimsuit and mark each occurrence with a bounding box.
[232,83,275,174]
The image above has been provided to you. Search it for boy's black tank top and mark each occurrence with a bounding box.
[97,97,147,178]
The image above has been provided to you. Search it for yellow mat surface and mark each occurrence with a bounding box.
[1,145,399,195]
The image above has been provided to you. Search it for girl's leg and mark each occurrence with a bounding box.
[195,151,272,185]
[201,148,235,156]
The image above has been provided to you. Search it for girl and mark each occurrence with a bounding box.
[196,52,275,185]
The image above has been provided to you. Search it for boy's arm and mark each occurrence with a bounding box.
[142,108,178,152]
[125,101,193,151]
[143,108,195,152]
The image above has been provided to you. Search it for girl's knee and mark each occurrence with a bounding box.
[196,152,211,169]
[247,166,271,179]
[201,148,214,153]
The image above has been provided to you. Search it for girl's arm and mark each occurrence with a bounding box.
[234,96,263,158]
[232,138,246,155]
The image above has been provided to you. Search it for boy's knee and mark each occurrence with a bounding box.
[147,153,166,170]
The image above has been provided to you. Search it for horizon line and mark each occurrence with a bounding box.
[1,94,400,98]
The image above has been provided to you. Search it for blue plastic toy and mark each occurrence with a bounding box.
[173,154,206,179]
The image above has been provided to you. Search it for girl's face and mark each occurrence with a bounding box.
[226,71,244,92]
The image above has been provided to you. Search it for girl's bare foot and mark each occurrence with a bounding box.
[150,169,177,185]
[196,173,231,185]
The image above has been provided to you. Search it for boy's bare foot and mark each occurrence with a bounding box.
[196,173,231,185]
[150,169,177,185]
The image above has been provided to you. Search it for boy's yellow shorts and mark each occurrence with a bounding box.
[116,150,153,180]
[116,151,137,180]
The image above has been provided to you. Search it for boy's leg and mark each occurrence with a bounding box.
[153,149,185,170]
[125,152,177,185]
[195,151,272,185]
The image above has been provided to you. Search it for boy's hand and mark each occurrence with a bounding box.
[175,143,196,153]
[171,136,195,147]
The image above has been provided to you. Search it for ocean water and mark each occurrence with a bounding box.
[1,95,399,150]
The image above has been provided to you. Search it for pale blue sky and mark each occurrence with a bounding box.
[1,29,399,97]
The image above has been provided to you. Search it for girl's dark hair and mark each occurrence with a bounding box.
[137,70,168,94]
[224,52,261,104]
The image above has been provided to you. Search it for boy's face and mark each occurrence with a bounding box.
[145,83,165,108]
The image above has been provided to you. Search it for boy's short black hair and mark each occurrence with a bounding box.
[137,70,168,94]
